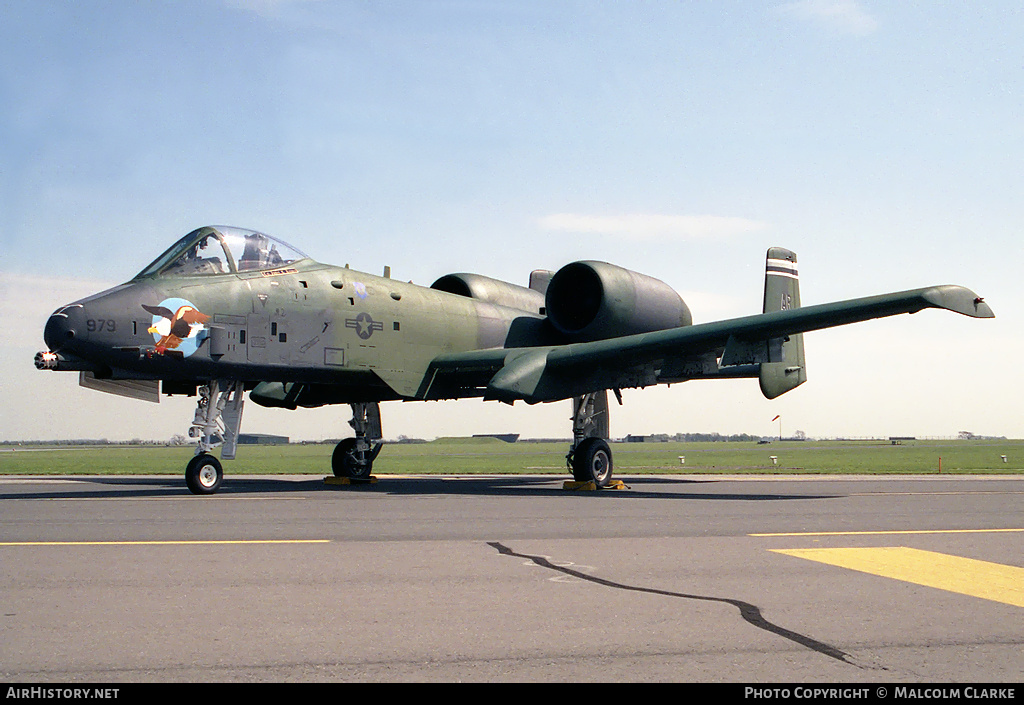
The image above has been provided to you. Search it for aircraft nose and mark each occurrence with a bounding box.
[44,304,87,352]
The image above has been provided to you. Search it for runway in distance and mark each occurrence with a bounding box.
[36,226,994,494]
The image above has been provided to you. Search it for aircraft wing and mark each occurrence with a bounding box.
[421,284,993,404]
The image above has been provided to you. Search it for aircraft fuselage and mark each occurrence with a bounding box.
[43,260,549,403]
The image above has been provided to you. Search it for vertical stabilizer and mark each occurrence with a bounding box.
[760,248,807,399]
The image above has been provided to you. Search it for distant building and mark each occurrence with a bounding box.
[238,433,289,445]
[624,434,671,443]
[889,436,916,445]
[472,433,520,443]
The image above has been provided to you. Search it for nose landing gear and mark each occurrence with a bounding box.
[184,380,244,495]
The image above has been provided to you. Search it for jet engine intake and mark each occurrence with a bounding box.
[545,261,691,342]
[430,273,546,315]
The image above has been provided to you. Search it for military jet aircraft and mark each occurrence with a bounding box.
[37,225,993,494]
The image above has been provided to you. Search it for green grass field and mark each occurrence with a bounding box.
[1,438,1022,476]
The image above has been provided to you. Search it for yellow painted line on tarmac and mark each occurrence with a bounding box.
[0,540,330,546]
[771,547,1024,608]
[849,491,1024,496]
[751,528,1024,537]
[10,497,308,502]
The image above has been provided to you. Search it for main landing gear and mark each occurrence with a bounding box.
[566,390,615,488]
[184,380,244,495]
[332,402,383,480]
[179,384,616,493]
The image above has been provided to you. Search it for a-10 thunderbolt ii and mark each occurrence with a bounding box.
[36,225,993,494]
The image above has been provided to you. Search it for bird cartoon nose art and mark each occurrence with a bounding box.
[142,299,211,356]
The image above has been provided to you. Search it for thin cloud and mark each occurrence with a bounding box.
[1,272,116,348]
[778,0,880,36]
[224,0,325,21]
[538,213,767,241]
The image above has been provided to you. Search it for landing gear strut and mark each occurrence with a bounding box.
[566,391,614,488]
[332,402,383,479]
[185,380,244,495]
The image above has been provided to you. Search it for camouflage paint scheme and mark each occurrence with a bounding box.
[37,226,993,492]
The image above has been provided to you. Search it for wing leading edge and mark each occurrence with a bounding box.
[422,284,993,404]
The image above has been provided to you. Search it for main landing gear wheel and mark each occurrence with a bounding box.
[185,453,223,495]
[571,437,613,488]
[332,438,373,480]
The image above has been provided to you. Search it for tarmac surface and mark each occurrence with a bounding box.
[0,473,1021,682]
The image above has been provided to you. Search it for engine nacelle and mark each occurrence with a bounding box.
[430,273,546,314]
[545,261,691,342]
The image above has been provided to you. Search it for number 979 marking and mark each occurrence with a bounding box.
[86,319,117,333]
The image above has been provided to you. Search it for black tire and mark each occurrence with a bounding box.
[332,438,372,479]
[571,437,613,488]
[185,453,223,495]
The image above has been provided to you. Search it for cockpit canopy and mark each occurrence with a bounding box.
[135,226,310,278]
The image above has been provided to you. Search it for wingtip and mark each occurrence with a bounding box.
[922,286,995,318]
[972,296,995,318]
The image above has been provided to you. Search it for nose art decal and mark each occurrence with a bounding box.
[142,299,211,356]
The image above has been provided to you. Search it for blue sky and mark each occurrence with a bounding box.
[2,1,1021,442]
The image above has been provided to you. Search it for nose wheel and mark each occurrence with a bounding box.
[186,453,223,495]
